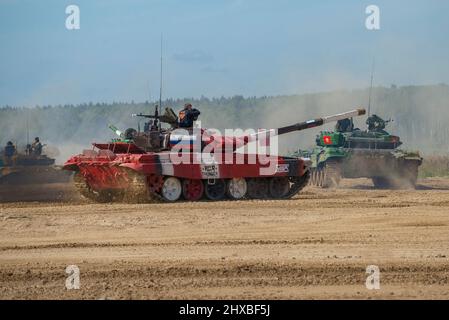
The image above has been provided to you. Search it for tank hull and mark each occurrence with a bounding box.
[63,144,311,202]
[339,149,421,178]
[1,153,72,186]
[0,165,72,185]
[303,146,422,189]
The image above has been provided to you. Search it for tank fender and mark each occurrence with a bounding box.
[118,162,144,171]
[392,150,423,163]
[316,147,346,167]
[401,157,423,165]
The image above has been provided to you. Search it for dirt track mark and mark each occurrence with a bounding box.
[2,177,449,299]
[1,261,449,299]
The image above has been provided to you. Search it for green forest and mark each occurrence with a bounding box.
[1,84,449,163]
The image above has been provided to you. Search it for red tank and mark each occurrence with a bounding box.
[63,107,365,202]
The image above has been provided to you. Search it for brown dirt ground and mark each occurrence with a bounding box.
[1,177,449,299]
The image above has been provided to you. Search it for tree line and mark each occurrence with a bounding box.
[1,84,448,157]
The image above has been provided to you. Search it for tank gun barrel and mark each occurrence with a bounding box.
[277,108,366,135]
[133,107,179,128]
[132,113,157,119]
[209,108,366,152]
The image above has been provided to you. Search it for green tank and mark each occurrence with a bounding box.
[293,114,423,189]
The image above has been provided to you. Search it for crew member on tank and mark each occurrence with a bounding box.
[31,137,43,156]
[335,118,353,132]
[178,103,200,128]
[3,141,16,166]
[366,114,386,132]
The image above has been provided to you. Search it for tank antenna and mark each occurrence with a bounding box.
[26,111,30,146]
[368,58,375,117]
[159,33,163,118]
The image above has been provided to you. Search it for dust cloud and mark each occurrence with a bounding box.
[1,84,448,163]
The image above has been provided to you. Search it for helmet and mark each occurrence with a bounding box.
[184,103,192,109]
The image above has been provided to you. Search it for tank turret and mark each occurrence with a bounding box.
[317,114,401,149]
[109,107,366,153]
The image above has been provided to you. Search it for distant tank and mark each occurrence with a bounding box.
[63,106,366,202]
[293,114,423,189]
[0,144,72,186]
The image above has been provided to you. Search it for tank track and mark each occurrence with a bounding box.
[309,160,341,188]
[372,159,420,189]
[73,172,90,198]
[283,169,311,199]
[73,172,113,203]
[74,169,311,203]
[121,169,312,202]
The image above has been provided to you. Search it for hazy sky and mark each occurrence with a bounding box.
[1,0,448,106]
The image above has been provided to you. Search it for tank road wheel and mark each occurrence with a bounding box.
[269,177,290,199]
[284,170,311,199]
[227,178,247,200]
[182,179,204,201]
[308,169,314,186]
[309,168,319,186]
[204,179,227,200]
[247,178,269,199]
[312,169,318,186]
[161,177,182,202]
[317,169,322,186]
[315,168,324,187]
